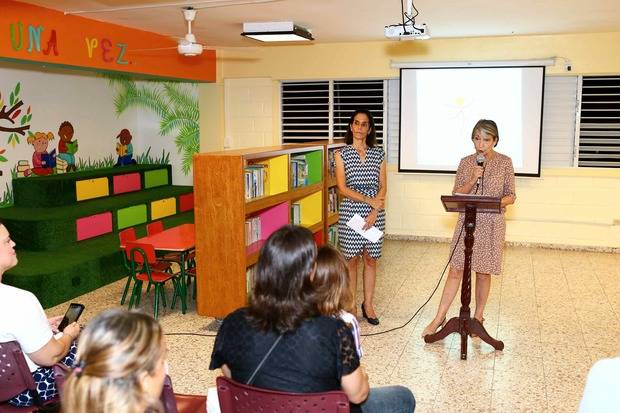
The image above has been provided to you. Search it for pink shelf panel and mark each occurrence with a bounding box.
[113,173,141,195]
[256,202,289,241]
[76,211,113,241]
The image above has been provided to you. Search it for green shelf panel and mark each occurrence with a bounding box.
[144,169,170,188]
[117,204,147,229]
[305,150,323,185]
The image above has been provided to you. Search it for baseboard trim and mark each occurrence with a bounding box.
[385,234,620,253]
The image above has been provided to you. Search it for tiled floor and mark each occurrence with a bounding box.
[45,240,620,412]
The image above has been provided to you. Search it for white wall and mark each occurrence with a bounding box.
[0,63,195,195]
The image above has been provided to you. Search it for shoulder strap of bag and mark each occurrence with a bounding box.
[246,334,283,385]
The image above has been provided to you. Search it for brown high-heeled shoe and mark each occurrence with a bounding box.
[471,317,485,338]
[421,317,446,339]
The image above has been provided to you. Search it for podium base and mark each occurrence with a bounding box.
[424,315,504,359]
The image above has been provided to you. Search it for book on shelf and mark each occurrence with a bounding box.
[291,155,308,188]
[328,187,339,214]
[328,224,339,246]
[291,202,301,225]
[246,265,256,299]
[245,216,261,246]
[328,149,338,178]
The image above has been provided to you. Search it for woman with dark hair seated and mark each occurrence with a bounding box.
[210,225,415,412]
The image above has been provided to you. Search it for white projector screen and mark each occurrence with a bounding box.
[398,66,544,176]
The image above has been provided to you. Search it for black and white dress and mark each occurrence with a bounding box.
[338,145,385,260]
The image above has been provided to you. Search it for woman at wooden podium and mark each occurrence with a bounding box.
[422,119,516,338]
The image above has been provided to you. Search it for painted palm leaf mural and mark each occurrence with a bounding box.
[108,76,199,175]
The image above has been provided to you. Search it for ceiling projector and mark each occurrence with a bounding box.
[384,23,430,40]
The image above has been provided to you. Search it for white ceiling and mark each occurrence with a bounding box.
[19,0,620,47]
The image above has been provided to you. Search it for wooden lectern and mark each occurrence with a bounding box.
[424,194,505,359]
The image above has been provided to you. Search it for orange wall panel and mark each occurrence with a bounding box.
[0,1,215,82]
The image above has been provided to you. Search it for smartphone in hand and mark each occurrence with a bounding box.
[58,303,85,332]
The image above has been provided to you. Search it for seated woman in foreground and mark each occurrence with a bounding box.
[209,225,415,413]
[62,309,168,413]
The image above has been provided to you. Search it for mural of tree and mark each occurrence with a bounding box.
[108,76,199,175]
[0,82,32,148]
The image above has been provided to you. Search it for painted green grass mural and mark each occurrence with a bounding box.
[107,76,198,175]
[75,148,169,171]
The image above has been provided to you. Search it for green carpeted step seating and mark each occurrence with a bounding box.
[13,164,173,207]
[0,185,193,251]
[3,211,194,308]
[1,164,195,308]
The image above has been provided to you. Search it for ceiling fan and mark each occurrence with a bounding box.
[177,7,204,56]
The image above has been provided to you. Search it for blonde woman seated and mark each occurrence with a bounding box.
[62,309,168,413]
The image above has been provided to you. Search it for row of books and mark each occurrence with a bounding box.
[245,216,261,246]
[328,187,339,214]
[244,164,267,200]
[291,155,308,188]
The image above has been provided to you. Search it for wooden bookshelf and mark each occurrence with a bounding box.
[193,144,326,317]
[324,141,346,246]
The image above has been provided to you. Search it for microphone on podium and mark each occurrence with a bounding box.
[475,154,485,190]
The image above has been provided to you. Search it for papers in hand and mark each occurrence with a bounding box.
[346,214,383,243]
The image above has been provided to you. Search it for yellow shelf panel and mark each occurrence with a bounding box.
[260,154,289,196]
[298,190,323,227]
[76,177,109,201]
[151,197,177,220]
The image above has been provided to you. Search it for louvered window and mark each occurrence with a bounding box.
[282,80,385,145]
[578,76,620,168]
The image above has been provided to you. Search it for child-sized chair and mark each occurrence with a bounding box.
[118,228,137,305]
[125,242,182,319]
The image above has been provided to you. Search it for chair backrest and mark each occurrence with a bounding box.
[125,242,157,266]
[119,227,137,246]
[160,375,178,413]
[146,221,164,236]
[216,376,350,413]
[0,341,38,403]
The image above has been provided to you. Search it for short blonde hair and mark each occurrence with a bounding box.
[27,131,54,145]
[314,245,353,315]
[61,309,165,413]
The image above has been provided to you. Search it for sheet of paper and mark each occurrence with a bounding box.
[346,214,383,243]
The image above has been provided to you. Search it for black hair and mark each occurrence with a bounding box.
[344,109,377,147]
[247,225,318,333]
[58,121,73,135]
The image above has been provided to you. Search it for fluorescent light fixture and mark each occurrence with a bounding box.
[241,21,314,42]
[391,58,556,69]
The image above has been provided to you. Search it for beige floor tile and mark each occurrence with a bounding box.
[43,239,619,413]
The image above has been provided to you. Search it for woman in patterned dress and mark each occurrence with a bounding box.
[335,110,387,325]
[422,119,516,338]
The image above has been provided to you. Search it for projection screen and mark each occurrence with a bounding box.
[398,66,545,176]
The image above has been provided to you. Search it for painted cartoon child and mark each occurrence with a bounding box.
[115,128,136,167]
[27,131,56,176]
[57,121,78,172]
